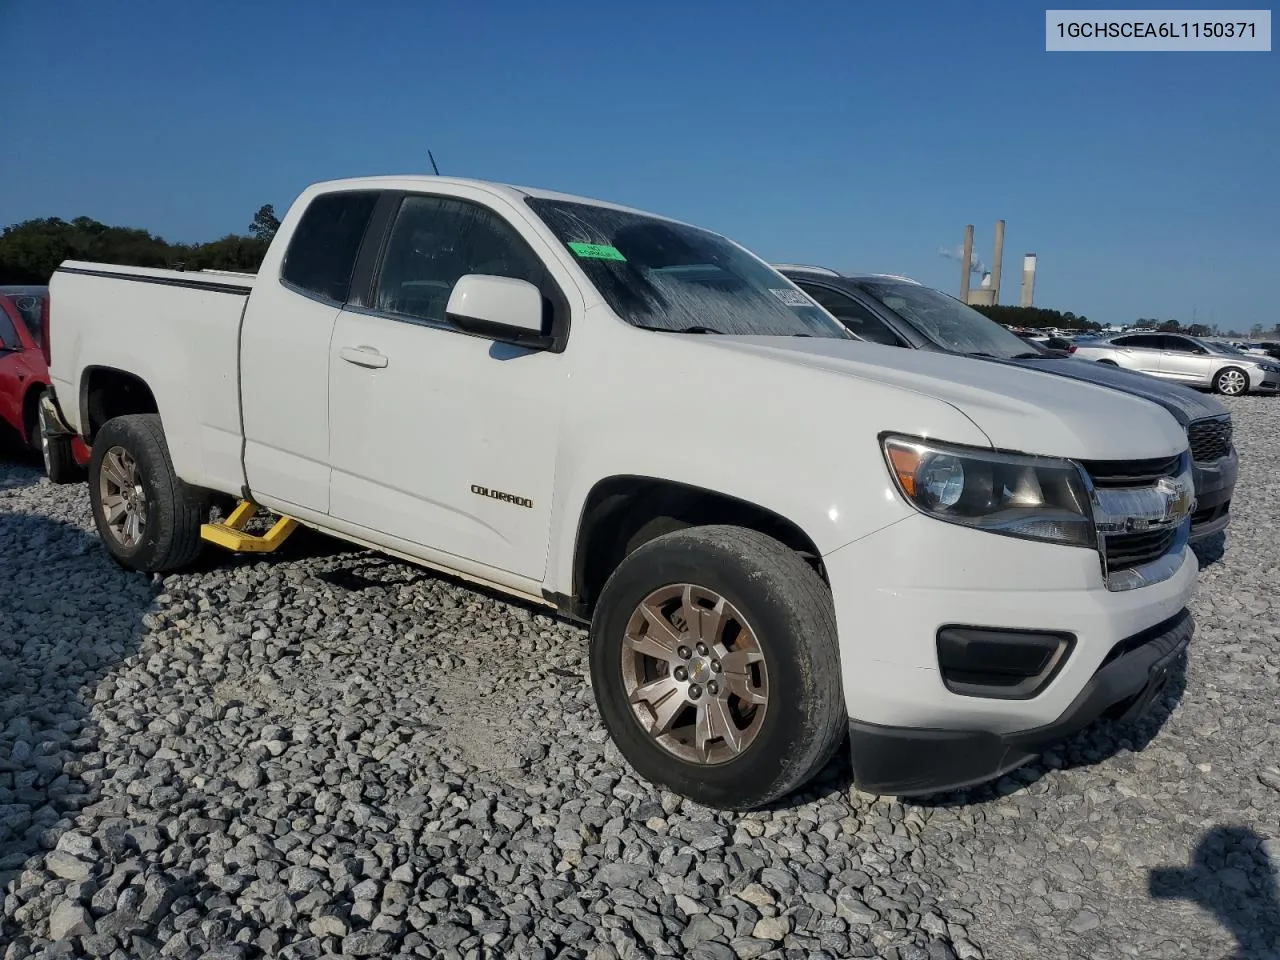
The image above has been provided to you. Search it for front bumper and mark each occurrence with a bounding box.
[1189,449,1237,541]
[846,609,1192,795]
[1251,369,1280,392]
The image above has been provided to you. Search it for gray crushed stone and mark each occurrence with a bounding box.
[1,394,1277,959]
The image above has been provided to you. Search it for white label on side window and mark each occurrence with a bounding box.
[769,287,812,307]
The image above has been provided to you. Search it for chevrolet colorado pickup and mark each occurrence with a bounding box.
[45,176,1198,809]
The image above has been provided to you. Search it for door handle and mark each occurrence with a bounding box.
[339,346,388,369]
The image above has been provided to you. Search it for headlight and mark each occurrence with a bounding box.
[882,435,1096,548]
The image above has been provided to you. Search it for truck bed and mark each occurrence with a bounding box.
[48,260,258,496]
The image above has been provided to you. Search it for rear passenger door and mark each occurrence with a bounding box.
[240,190,381,515]
[1109,334,1166,375]
[1158,335,1214,386]
[325,188,573,583]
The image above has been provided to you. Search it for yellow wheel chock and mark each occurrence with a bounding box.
[200,500,298,553]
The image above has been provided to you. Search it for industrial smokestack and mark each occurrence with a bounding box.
[960,225,974,302]
[1020,253,1037,307]
[990,219,1005,304]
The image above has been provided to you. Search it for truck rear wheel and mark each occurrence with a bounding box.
[588,524,846,810]
[88,414,206,572]
[34,390,85,484]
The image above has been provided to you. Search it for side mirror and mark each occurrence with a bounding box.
[445,274,552,350]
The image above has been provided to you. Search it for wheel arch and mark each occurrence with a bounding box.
[558,474,827,621]
[78,365,160,443]
[20,380,50,443]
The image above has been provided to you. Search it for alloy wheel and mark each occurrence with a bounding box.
[98,445,147,548]
[1218,369,1247,395]
[621,583,770,765]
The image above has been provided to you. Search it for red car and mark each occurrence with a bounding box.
[0,285,88,481]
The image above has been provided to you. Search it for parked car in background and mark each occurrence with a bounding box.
[775,265,1238,541]
[1237,341,1280,361]
[1072,331,1280,396]
[44,175,1201,808]
[0,287,87,481]
[0,286,50,349]
[1017,332,1077,354]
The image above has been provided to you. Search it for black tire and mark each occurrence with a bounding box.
[88,413,207,572]
[588,524,846,810]
[1212,366,1249,396]
[33,391,86,484]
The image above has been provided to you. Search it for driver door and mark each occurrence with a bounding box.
[1110,334,1165,375]
[326,190,570,582]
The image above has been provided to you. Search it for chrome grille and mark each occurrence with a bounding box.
[1079,455,1183,488]
[1080,453,1191,588]
[1103,529,1178,572]
[1187,417,1232,462]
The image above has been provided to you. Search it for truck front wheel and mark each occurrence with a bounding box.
[88,414,206,572]
[588,525,846,810]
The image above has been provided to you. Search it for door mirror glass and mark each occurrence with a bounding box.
[446,274,551,349]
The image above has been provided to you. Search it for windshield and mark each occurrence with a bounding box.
[1202,339,1248,356]
[524,197,849,338]
[854,279,1036,358]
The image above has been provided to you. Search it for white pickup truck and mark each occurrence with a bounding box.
[45,175,1198,809]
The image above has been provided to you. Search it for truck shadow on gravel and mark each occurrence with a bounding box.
[1191,531,1227,569]
[1,507,293,958]
[1149,825,1280,959]
[0,508,154,939]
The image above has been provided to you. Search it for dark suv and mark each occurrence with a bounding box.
[776,265,1237,543]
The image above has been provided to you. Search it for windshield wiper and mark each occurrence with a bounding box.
[633,323,723,334]
[1012,351,1057,359]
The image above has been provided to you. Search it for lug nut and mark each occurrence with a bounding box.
[707,680,719,696]
[673,666,688,682]
[711,660,722,673]
[688,684,702,700]
[695,642,709,656]
[677,645,692,660]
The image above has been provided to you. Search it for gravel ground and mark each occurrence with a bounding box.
[1,396,1278,960]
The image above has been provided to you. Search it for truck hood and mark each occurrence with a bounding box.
[712,336,1190,461]
[993,356,1227,426]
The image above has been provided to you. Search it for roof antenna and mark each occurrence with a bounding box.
[427,150,440,176]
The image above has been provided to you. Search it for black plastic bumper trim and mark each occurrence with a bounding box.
[848,608,1193,796]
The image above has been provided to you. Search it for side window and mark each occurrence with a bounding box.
[0,303,19,348]
[12,296,43,347]
[372,195,545,325]
[1115,334,1160,349]
[1161,336,1199,353]
[280,191,379,303]
[796,283,903,347]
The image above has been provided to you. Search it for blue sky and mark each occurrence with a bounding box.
[2,0,1275,330]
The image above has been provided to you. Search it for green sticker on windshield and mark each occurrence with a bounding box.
[568,242,626,261]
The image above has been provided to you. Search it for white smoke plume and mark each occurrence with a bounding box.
[939,244,987,276]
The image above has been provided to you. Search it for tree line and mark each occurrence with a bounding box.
[969,304,1102,333]
[4,212,1270,343]
[0,205,281,285]
[1131,317,1278,340]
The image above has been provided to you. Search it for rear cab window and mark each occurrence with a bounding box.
[280,191,380,303]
